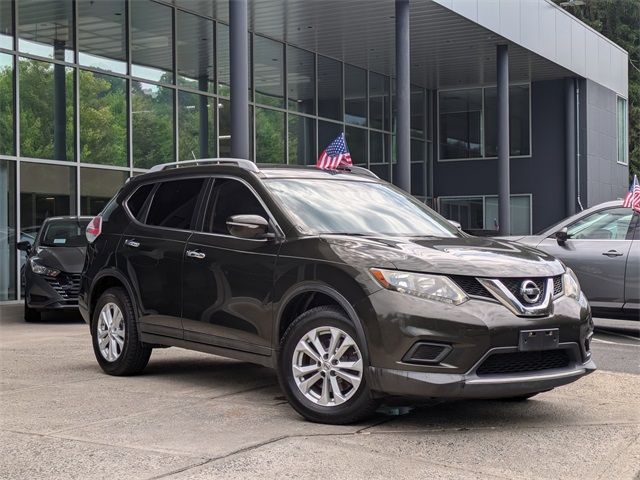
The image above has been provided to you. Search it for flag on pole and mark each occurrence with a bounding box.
[623,174,640,212]
[317,133,352,170]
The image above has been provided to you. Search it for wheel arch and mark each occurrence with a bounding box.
[89,269,141,325]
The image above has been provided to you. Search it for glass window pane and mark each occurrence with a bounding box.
[78,0,126,74]
[411,162,425,196]
[439,89,482,159]
[217,23,229,97]
[254,36,284,107]
[131,0,173,83]
[485,196,531,235]
[177,11,214,92]
[411,139,424,163]
[0,53,14,156]
[19,57,74,161]
[345,65,367,126]
[617,97,628,164]
[179,90,215,160]
[0,160,17,301]
[484,85,530,157]
[317,55,342,121]
[345,126,366,166]
[439,197,484,231]
[287,46,314,114]
[370,72,389,131]
[20,162,76,231]
[79,71,127,166]
[369,163,389,181]
[318,120,342,157]
[218,98,231,157]
[146,178,205,229]
[18,0,74,61]
[411,86,425,138]
[255,107,284,163]
[0,0,12,49]
[131,81,174,169]
[80,168,128,215]
[288,114,315,165]
[370,131,389,164]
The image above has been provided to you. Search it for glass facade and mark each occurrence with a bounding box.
[439,195,532,235]
[0,0,433,301]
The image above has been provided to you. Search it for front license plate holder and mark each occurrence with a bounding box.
[519,328,559,351]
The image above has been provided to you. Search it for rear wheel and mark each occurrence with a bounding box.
[24,298,41,322]
[91,287,151,376]
[278,306,378,424]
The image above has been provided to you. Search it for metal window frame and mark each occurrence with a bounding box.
[616,95,629,166]
[436,82,533,163]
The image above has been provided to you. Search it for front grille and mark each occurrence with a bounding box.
[553,275,563,296]
[476,349,571,376]
[45,273,81,300]
[499,277,547,306]
[451,276,492,298]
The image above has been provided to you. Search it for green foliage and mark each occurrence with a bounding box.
[255,108,285,163]
[554,0,640,179]
[0,56,13,156]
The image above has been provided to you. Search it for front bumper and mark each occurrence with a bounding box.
[368,344,596,399]
[25,270,81,310]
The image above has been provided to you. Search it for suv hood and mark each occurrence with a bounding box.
[33,246,87,273]
[322,235,564,278]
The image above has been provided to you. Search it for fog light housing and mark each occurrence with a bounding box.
[402,342,452,365]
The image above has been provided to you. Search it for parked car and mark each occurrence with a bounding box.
[79,159,595,424]
[18,216,92,322]
[508,201,639,320]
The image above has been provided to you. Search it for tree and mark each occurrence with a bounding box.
[554,0,640,179]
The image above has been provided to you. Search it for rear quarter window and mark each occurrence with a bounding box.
[126,183,155,221]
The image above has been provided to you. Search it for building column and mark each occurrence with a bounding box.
[497,44,510,235]
[229,0,249,159]
[395,0,411,192]
[565,78,577,216]
[53,40,66,161]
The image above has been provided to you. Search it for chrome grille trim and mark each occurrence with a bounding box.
[477,277,554,317]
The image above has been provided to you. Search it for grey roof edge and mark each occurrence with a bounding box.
[432,0,628,97]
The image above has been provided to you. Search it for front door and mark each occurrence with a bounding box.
[182,178,280,354]
[537,207,635,309]
[119,177,206,338]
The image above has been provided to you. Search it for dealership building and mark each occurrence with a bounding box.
[0,0,630,301]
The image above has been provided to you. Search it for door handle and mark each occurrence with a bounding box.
[124,239,140,248]
[186,249,206,259]
[602,250,623,257]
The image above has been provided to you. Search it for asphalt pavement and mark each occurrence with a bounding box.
[0,304,638,480]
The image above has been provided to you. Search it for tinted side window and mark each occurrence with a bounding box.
[203,179,267,234]
[146,178,206,229]
[126,183,154,221]
[567,208,634,240]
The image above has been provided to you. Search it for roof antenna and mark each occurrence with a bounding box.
[191,151,197,160]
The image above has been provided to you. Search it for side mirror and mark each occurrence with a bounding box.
[555,227,569,246]
[16,240,32,252]
[226,214,271,240]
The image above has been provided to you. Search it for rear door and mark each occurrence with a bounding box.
[119,177,207,339]
[536,207,635,309]
[181,177,280,354]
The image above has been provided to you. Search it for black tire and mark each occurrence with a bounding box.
[24,298,41,322]
[91,287,151,376]
[278,306,378,424]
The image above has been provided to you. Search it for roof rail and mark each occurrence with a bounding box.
[148,158,260,173]
[335,165,380,179]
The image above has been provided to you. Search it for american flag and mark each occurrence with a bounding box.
[623,174,640,212]
[317,133,352,170]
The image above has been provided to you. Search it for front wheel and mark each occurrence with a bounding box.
[91,287,151,376]
[278,306,378,424]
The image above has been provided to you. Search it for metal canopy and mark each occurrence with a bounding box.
[172,0,577,89]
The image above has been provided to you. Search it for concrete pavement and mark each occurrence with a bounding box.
[1,303,639,479]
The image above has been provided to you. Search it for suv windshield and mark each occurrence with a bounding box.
[265,178,459,237]
[39,219,90,247]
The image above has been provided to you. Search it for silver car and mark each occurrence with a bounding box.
[510,201,639,320]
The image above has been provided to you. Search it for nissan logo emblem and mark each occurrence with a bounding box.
[520,280,541,304]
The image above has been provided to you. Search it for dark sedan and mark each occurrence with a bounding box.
[17,216,91,322]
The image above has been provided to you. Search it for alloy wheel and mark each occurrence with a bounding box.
[97,302,125,362]
[292,326,363,407]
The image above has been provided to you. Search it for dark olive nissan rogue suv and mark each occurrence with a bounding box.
[79,159,596,424]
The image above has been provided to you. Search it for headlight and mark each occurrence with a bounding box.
[563,267,581,300]
[370,268,468,305]
[29,258,60,277]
